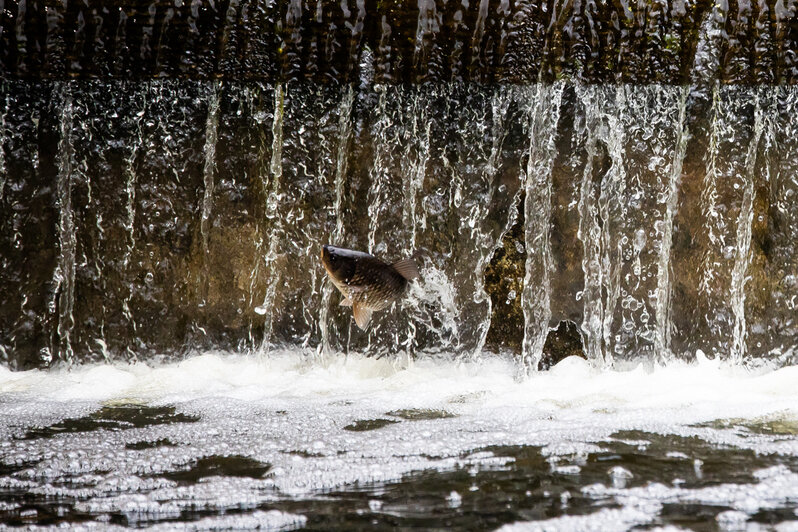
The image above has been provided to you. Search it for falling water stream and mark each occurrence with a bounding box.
[52,84,77,366]
[0,89,7,202]
[520,83,564,370]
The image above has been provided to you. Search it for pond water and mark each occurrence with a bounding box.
[2,351,798,530]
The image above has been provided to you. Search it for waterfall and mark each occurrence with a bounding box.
[112,8,129,76]
[255,84,285,351]
[140,1,156,65]
[729,88,768,364]
[366,86,397,256]
[219,0,242,74]
[332,87,355,245]
[1,79,797,368]
[121,87,145,361]
[575,85,613,365]
[653,87,689,361]
[697,85,762,360]
[245,83,274,348]
[254,83,357,354]
[0,89,7,201]
[755,86,798,364]
[319,86,355,358]
[521,83,564,370]
[53,84,77,364]
[365,84,437,353]
[575,85,695,365]
[413,0,440,74]
[402,91,431,252]
[0,1,796,371]
[153,7,174,75]
[367,85,431,255]
[200,81,221,302]
[469,86,516,358]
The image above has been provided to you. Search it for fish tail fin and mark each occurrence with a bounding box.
[352,302,372,330]
[392,257,420,281]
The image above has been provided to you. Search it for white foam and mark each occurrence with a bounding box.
[3,350,798,528]
[584,465,798,515]
[2,352,797,417]
[146,510,307,531]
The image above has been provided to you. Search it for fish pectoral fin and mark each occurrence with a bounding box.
[392,258,420,281]
[340,297,353,307]
[352,303,373,330]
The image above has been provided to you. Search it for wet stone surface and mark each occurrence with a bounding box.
[385,408,457,421]
[343,418,400,432]
[21,405,200,440]
[159,455,272,485]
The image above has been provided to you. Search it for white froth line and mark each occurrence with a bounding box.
[0,353,797,425]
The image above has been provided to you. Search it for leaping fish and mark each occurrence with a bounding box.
[320,244,420,330]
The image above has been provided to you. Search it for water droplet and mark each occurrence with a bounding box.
[368,500,382,512]
[446,491,462,508]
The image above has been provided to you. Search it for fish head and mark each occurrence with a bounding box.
[320,244,362,283]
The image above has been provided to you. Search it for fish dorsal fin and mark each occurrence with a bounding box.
[392,258,419,281]
[352,302,372,330]
[340,297,352,307]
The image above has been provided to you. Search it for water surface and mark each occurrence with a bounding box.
[2,351,798,529]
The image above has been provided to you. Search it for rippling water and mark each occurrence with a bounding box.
[2,351,798,529]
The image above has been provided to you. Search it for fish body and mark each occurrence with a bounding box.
[320,244,419,329]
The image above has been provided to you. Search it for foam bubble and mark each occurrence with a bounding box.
[3,350,798,528]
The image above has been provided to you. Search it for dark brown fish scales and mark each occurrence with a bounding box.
[320,245,420,330]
